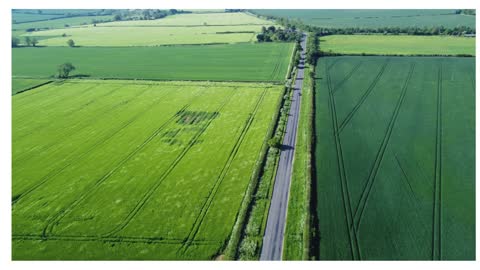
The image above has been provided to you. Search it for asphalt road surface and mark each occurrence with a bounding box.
[260,33,307,261]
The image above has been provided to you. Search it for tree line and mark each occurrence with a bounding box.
[256,26,302,42]
[250,11,476,37]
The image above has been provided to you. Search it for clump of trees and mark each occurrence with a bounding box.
[113,9,191,21]
[256,26,301,42]
[57,63,76,78]
[24,36,38,47]
[12,37,20,47]
[67,39,75,47]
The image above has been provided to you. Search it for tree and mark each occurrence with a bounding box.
[114,14,122,21]
[24,36,32,46]
[268,137,281,149]
[31,38,38,47]
[67,39,75,47]
[12,37,20,47]
[57,63,76,78]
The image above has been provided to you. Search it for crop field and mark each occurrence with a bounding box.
[12,15,114,31]
[12,78,52,95]
[320,35,475,56]
[12,12,66,23]
[23,25,266,46]
[314,56,475,260]
[253,9,475,29]
[12,43,293,82]
[100,12,271,26]
[12,80,283,259]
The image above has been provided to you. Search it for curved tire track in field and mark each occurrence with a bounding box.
[39,89,206,238]
[14,84,141,163]
[101,89,237,238]
[179,88,268,253]
[332,61,363,95]
[352,63,415,232]
[432,62,443,260]
[338,60,389,133]
[12,86,158,205]
[326,63,361,260]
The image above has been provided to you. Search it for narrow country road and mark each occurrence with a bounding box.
[260,33,307,261]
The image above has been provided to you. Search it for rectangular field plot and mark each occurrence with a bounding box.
[12,80,283,259]
[12,43,293,82]
[314,56,475,260]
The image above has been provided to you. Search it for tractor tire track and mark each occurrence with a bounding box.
[101,89,237,237]
[352,63,415,231]
[338,61,389,133]
[180,88,268,253]
[40,89,206,238]
[332,61,363,95]
[13,85,136,164]
[326,64,361,260]
[432,62,443,260]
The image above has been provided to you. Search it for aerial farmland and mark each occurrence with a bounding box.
[10,8,475,262]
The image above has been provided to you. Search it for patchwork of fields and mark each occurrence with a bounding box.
[320,35,475,56]
[314,56,475,260]
[12,80,283,259]
[12,43,293,82]
[253,9,475,29]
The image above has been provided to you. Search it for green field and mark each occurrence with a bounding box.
[320,35,475,56]
[12,43,292,82]
[12,15,114,31]
[252,9,475,29]
[12,80,283,259]
[314,56,475,260]
[13,12,66,23]
[12,78,52,95]
[100,12,271,26]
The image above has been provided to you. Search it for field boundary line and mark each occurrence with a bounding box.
[325,59,361,260]
[39,88,207,238]
[432,62,443,260]
[14,80,54,96]
[101,89,237,238]
[12,86,159,204]
[338,60,389,133]
[180,88,269,253]
[332,61,363,95]
[352,63,415,232]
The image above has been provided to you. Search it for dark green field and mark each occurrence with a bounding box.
[253,10,475,29]
[12,43,292,82]
[314,56,475,260]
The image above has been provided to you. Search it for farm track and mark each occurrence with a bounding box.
[332,61,363,94]
[338,61,389,133]
[325,61,361,260]
[12,234,219,245]
[432,62,443,260]
[180,88,268,253]
[13,84,135,162]
[39,89,207,238]
[12,86,159,204]
[352,63,415,232]
[327,58,341,70]
[394,154,418,203]
[101,89,237,237]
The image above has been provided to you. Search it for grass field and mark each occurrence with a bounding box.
[13,12,66,23]
[252,9,475,29]
[314,56,475,260]
[12,43,293,82]
[12,78,52,95]
[320,35,475,56]
[12,79,283,260]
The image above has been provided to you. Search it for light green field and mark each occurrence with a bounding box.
[12,80,283,260]
[314,56,475,260]
[100,12,271,26]
[13,43,293,82]
[12,78,51,95]
[23,25,266,46]
[320,35,475,56]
